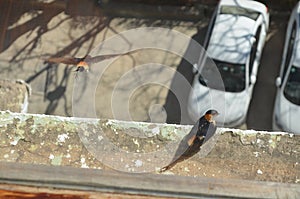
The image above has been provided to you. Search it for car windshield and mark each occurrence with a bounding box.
[284,66,300,105]
[199,59,246,92]
[220,5,260,20]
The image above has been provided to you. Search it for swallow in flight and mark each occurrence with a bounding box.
[45,50,138,73]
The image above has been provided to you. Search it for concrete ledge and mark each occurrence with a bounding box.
[0,80,31,113]
[0,111,298,185]
[0,111,299,198]
[0,161,299,199]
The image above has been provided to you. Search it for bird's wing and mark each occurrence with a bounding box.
[160,122,202,172]
[169,121,199,161]
[45,57,81,65]
[160,119,217,172]
[187,135,196,146]
[85,54,122,65]
[86,50,139,65]
[203,123,217,143]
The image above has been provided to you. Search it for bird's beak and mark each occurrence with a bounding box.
[213,113,219,118]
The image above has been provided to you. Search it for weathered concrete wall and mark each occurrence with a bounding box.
[0,80,31,113]
[0,111,299,184]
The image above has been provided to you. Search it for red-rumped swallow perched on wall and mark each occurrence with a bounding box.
[160,109,219,172]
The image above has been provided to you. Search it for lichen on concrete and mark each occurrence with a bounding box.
[0,111,299,183]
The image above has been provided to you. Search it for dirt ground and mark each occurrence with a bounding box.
[0,0,205,125]
[1,0,295,128]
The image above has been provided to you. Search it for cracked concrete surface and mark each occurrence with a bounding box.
[0,111,299,183]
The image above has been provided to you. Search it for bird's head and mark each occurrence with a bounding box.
[204,109,219,122]
[74,62,89,79]
[75,66,87,72]
[76,61,89,72]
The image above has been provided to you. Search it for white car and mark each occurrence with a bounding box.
[188,0,269,127]
[273,2,300,134]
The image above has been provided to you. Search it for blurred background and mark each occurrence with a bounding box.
[0,0,298,130]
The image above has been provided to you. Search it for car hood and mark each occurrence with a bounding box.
[188,82,249,127]
[207,14,255,64]
[275,93,300,134]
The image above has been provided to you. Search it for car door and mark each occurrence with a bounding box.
[277,21,297,88]
[249,26,261,84]
[247,25,262,98]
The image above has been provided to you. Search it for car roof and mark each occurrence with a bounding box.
[207,14,256,64]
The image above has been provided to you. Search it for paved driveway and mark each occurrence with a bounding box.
[0,0,292,131]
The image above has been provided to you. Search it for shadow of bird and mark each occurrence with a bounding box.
[160,109,219,172]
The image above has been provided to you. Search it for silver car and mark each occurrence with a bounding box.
[188,0,269,127]
[273,2,300,134]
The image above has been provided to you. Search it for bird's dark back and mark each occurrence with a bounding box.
[197,116,210,136]
[197,116,217,140]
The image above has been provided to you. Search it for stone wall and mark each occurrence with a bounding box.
[0,111,298,184]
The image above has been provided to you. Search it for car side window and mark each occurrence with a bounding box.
[283,21,296,79]
[249,26,261,84]
[204,11,217,49]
